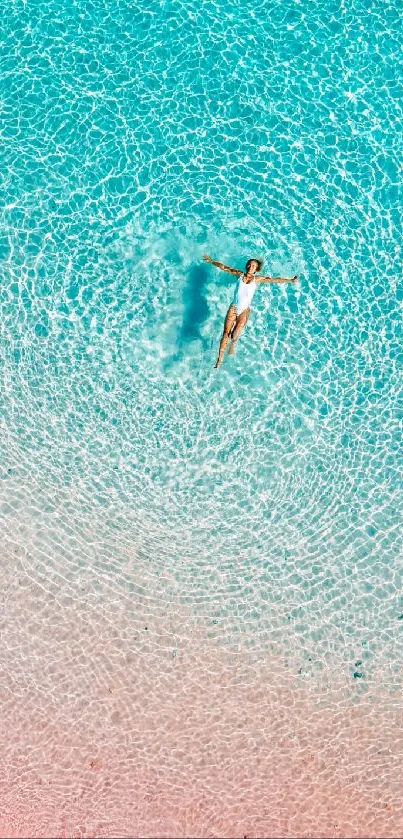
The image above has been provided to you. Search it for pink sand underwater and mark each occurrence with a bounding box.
[1,530,403,839]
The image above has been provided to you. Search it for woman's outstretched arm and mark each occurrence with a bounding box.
[203,254,242,276]
[256,274,298,284]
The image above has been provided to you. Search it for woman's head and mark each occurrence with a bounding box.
[245,258,263,275]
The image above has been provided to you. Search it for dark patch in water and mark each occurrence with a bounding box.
[178,263,210,345]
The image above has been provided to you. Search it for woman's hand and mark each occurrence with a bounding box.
[291,275,298,282]
[203,254,212,263]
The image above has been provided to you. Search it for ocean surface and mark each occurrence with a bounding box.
[1,0,403,836]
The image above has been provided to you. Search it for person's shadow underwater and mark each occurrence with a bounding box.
[165,263,212,369]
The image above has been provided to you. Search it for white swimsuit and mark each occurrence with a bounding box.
[233,274,256,315]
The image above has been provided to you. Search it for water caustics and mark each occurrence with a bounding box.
[1,0,403,836]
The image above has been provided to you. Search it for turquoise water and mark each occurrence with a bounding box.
[1,0,403,685]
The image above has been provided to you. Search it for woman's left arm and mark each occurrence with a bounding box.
[256,274,298,284]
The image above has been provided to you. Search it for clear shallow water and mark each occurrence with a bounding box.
[1,0,403,835]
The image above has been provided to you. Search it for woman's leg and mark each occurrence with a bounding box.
[228,307,250,355]
[215,305,237,368]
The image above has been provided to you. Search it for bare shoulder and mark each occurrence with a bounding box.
[224,266,242,276]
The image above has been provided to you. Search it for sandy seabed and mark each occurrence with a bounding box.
[1,531,403,839]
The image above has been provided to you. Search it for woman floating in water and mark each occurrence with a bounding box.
[203,255,298,368]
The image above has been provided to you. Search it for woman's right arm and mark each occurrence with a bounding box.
[203,255,241,276]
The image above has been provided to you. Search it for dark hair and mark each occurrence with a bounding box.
[245,258,263,274]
